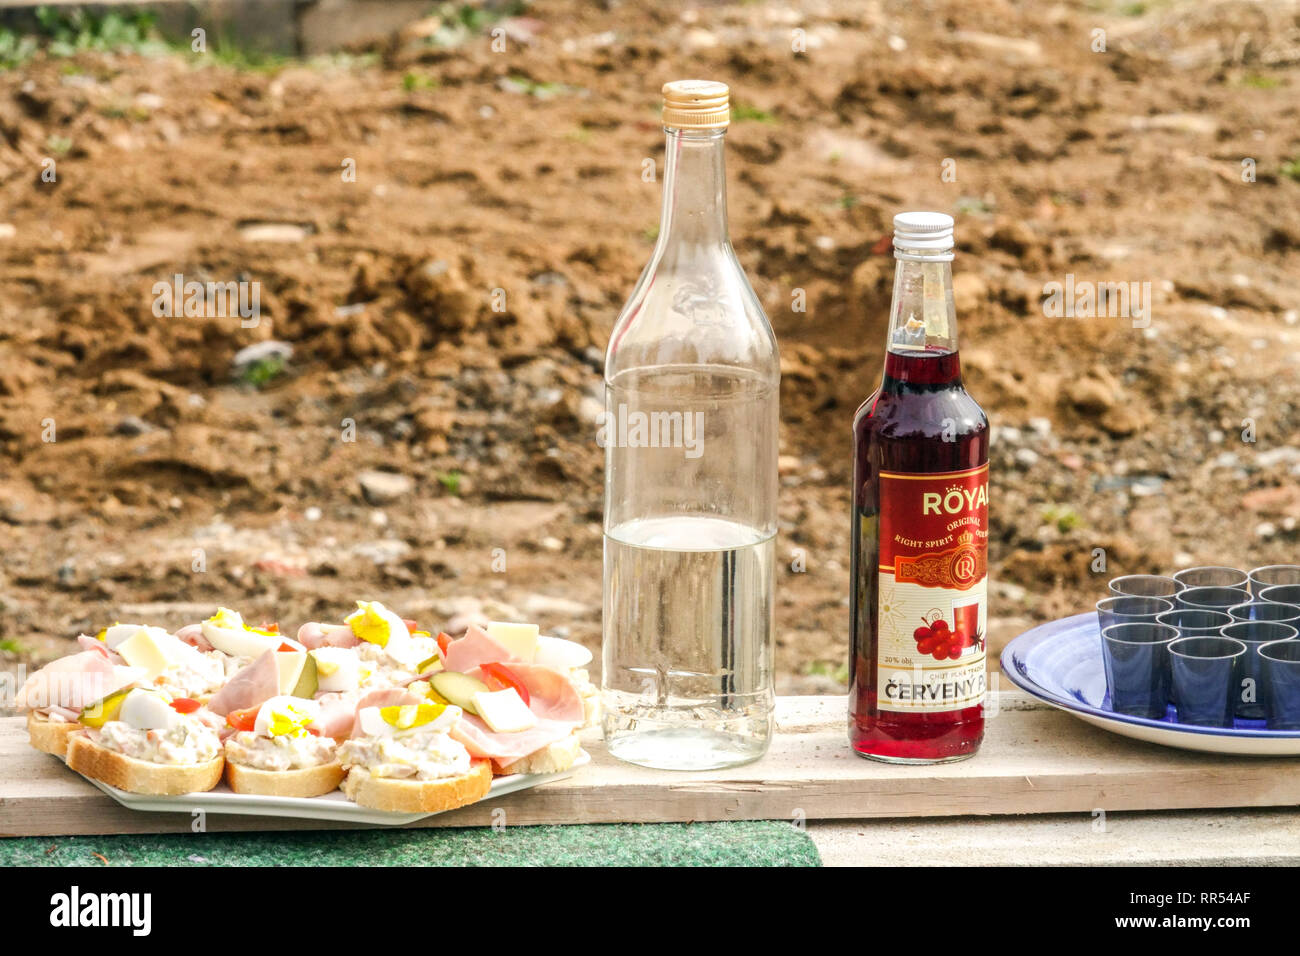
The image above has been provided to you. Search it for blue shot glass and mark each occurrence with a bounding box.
[1101,622,1179,720]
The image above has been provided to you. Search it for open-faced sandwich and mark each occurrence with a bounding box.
[66,687,224,795]
[222,695,344,797]
[336,696,492,813]
[16,635,144,757]
[424,621,593,775]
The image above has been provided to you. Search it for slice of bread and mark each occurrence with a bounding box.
[493,732,581,776]
[27,711,78,758]
[341,759,492,814]
[66,732,223,796]
[225,759,345,798]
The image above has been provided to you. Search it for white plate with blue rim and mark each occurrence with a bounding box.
[1000,613,1300,756]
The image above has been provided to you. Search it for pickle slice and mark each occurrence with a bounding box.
[428,671,490,716]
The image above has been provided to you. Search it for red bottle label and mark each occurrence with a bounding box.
[875,464,989,713]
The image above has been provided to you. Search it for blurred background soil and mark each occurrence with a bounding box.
[1,0,1299,693]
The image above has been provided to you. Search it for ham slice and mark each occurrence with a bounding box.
[442,625,515,673]
[297,622,359,649]
[15,652,142,711]
[206,649,279,716]
[348,687,423,738]
[75,635,123,664]
[175,623,214,652]
[450,714,577,765]
[467,663,585,724]
[309,692,361,741]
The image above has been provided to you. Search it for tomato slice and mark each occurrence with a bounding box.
[479,662,530,707]
[436,632,452,657]
[226,706,259,732]
[170,697,201,714]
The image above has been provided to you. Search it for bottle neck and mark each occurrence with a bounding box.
[657,127,729,249]
[882,252,962,387]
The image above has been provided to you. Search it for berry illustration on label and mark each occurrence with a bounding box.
[912,607,985,662]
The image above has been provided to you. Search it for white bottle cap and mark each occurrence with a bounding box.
[892,211,955,260]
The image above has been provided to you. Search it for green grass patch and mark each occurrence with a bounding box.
[236,355,286,388]
[1042,505,1082,534]
[437,470,463,496]
[422,1,528,48]
[0,27,39,69]
[1281,157,1300,182]
[200,30,286,72]
[500,75,571,99]
[731,102,777,124]
[955,195,993,215]
[402,71,438,92]
[1240,73,1281,90]
[34,5,165,56]
[802,660,850,684]
[0,5,170,72]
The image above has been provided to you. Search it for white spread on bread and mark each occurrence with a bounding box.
[337,704,470,781]
[225,731,337,771]
[95,717,220,766]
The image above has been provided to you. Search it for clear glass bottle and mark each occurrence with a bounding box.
[601,81,780,771]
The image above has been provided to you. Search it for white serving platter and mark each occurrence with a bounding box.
[77,751,590,826]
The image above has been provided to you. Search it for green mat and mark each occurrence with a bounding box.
[1,821,820,867]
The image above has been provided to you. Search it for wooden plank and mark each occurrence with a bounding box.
[2,693,1299,837]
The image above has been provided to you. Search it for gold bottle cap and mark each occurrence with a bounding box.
[662,80,730,130]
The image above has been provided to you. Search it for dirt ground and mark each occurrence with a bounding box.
[1,0,1299,693]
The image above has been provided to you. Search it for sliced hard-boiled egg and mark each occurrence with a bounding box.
[309,647,360,694]
[345,600,410,649]
[118,689,179,731]
[253,695,320,738]
[384,634,437,672]
[201,608,281,659]
[357,702,460,738]
[379,701,448,730]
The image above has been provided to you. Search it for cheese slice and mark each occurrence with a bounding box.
[484,622,539,662]
[115,631,171,680]
[471,688,537,734]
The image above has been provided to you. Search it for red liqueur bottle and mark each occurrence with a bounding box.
[849,212,990,763]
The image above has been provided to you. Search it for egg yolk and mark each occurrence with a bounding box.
[347,601,392,647]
